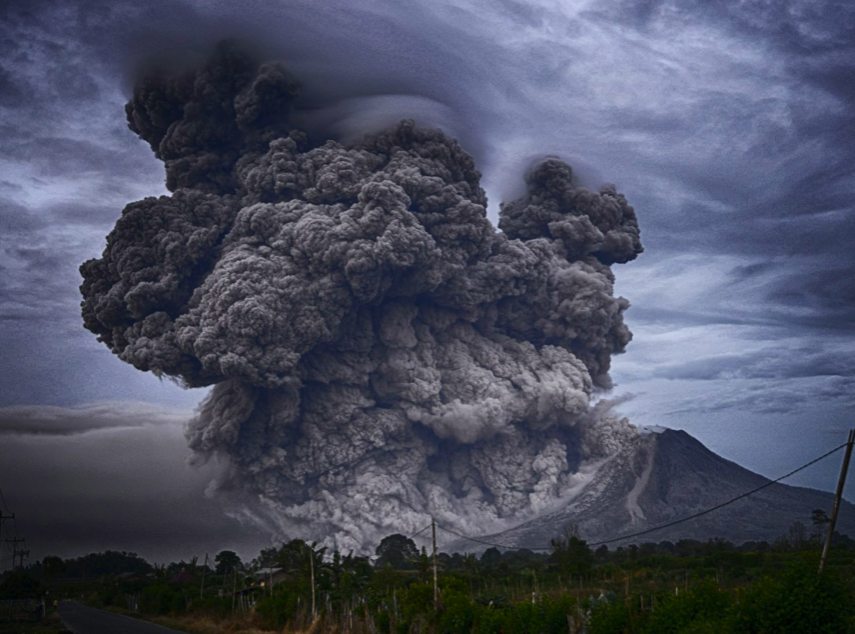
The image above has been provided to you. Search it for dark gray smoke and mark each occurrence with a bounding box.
[80,42,643,551]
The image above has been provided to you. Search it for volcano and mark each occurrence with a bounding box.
[444,428,855,553]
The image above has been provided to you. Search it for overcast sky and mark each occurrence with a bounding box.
[0,0,853,565]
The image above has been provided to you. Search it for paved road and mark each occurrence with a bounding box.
[58,601,187,634]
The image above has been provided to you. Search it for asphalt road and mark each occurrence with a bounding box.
[58,601,187,634]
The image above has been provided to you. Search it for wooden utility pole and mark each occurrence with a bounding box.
[309,547,316,620]
[820,429,855,574]
[431,518,439,611]
[0,512,12,572]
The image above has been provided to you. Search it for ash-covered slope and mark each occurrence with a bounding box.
[445,429,855,552]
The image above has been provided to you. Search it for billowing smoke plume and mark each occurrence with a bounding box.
[80,42,643,551]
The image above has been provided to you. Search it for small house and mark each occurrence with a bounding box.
[253,568,288,588]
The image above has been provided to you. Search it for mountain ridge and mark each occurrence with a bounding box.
[444,429,855,553]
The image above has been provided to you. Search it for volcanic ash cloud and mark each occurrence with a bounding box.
[80,43,643,552]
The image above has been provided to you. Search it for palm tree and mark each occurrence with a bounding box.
[414,547,432,583]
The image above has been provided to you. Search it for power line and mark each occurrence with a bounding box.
[436,441,849,552]
[0,485,22,571]
[436,523,548,551]
[407,523,433,541]
[0,486,18,537]
[588,441,848,547]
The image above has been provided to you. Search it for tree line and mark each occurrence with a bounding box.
[3,511,855,633]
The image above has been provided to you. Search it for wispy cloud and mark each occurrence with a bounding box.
[0,401,193,436]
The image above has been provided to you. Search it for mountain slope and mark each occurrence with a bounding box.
[445,429,855,553]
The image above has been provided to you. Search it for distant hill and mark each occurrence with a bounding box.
[445,429,855,553]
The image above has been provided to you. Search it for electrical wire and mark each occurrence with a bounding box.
[588,441,848,547]
[436,441,849,551]
[407,523,433,541]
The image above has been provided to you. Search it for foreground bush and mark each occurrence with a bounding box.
[590,557,852,634]
[729,558,851,634]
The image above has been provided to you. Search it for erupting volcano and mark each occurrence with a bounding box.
[80,42,643,552]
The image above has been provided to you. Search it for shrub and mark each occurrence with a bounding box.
[438,589,476,634]
[642,580,731,634]
[138,583,186,615]
[0,572,45,600]
[589,599,631,634]
[255,588,303,628]
[728,557,850,634]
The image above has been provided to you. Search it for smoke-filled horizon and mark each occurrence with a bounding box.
[79,43,643,551]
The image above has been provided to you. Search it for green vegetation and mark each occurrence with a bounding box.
[5,521,855,633]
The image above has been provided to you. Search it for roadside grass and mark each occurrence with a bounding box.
[103,606,303,634]
[148,615,277,634]
[0,611,66,634]
[144,614,328,634]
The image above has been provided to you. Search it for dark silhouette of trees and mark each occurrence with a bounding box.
[812,508,831,543]
[550,525,594,578]
[41,555,65,582]
[214,550,242,575]
[375,533,418,569]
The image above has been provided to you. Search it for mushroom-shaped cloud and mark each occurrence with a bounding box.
[81,42,643,552]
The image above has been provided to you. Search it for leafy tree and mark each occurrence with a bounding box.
[787,521,808,550]
[675,539,703,558]
[214,550,242,575]
[251,546,280,571]
[811,509,830,543]
[375,533,418,569]
[41,555,65,581]
[414,546,432,582]
[276,539,308,572]
[58,550,151,578]
[550,526,593,578]
[0,572,44,599]
[275,539,326,578]
[480,546,503,569]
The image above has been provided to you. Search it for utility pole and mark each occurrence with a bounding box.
[0,512,12,572]
[5,537,24,571]
[18,549,29,570]
[231,567,237,615]
[432,517,439,611]
[820,428,855,574]
[309,546,316,620]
